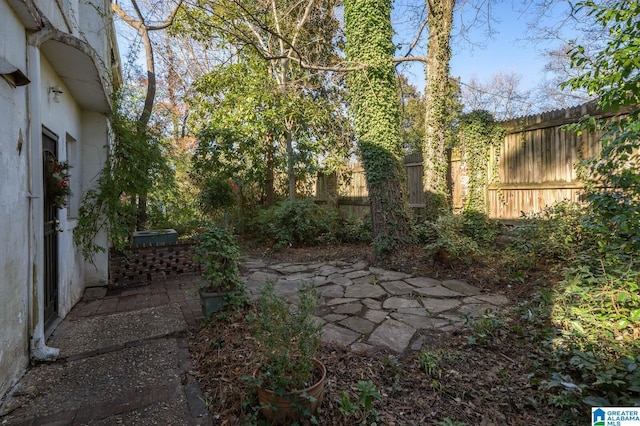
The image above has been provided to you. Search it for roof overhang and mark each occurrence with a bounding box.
[40,32,113,113]
[6,0,42,31]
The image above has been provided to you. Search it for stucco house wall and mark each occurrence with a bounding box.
[0,0,118,401]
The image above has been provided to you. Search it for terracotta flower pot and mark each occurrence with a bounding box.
[254,359,327,423]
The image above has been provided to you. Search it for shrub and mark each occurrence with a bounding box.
[415,213,480,262]
[460,210,500,246]
[544,259,640,407]
[198,176,236,212]
[248,282,321,392]
[334,214,372,244]
[251,199,338,249]
[509,201,593,264]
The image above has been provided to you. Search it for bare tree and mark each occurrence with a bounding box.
[111,0,183,229]
[534,45,592,111]
[461,71,535,120]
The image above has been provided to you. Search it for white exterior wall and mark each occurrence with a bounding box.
[79,111,110,286]
[39,57,85,317]
[1,0,117,400]
[0,1,31,400]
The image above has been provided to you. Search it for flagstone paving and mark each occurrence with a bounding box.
[1,255,510,425]
[242,257,508,354]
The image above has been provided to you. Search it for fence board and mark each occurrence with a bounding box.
[315,101,633,220]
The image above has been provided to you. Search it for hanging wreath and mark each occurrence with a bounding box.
[46,159,71,208]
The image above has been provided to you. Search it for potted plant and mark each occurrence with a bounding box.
[194,226,247,316]
[249,282,326,423]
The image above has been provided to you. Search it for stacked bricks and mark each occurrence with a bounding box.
[109,240,201,289]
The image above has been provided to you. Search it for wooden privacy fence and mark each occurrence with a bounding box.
[315,152,427,219]
[316,101,631,220]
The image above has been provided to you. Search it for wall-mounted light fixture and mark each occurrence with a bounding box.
[49,85,63,103]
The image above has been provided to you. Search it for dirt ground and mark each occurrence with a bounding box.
[189,242,576,425]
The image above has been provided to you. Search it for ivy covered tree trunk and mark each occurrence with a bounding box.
[423,0,455,216]
[344,0,412,255]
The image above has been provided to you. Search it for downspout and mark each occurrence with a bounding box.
[26,33,59,362]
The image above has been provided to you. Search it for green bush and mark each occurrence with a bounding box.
[248,282,321,392]
[334,214,372,244]
[415,213,480,262]
[252,199,338,249]
[509,201,593,264]
[460,210,500,246]
[198,176,236,212]
[544,260,640,407]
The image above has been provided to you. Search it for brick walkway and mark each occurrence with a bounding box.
[67,275,204,327]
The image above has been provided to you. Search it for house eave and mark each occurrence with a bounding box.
[6,0,42,31]
[40,33,113,114]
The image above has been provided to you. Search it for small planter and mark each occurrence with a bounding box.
[254,359,327,423]
[199,290,227,317]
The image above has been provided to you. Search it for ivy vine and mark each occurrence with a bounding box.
[74,92,173,260]
[458,110,505,213]
[344,0,412,255]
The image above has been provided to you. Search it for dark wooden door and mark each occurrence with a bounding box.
[43,131,59,330]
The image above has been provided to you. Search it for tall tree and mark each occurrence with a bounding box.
[178,0,343,201]
[461,71,534,120]
[422,0,456,214]
[111,0,183,229]
[345,0,412,255]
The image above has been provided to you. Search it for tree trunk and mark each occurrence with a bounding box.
[285,126,295,201]
[345,0,412,256]
[111,1,182,231]
[423,0,455,217]
[265,134,276,207]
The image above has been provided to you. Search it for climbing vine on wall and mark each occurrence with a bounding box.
[458,110,505,213]
[344,0,412,255]
[74,93,173,260]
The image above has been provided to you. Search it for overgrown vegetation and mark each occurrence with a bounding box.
[458,110,505,213]
[344,0,413,255]
[74,92,173,258]
[414,210,499,264]
[95,0,639,423]
[250,199,371,250]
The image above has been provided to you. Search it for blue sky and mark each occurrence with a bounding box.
[393,1,565,93]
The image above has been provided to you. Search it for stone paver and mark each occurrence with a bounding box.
[468,294,510,306]
[364,309,388,323]
[242,257,509,353]
[340,317,376,334]
[382,297,421,310]
[322,323,361,346]
[344,283,386,299]
[405,276,441,288]
[345,270,372,280]
[442,279,482,295]
[321,285,345,298]
[327,297,359,306]
[380,280,416,295]
[368,319,416,353]
[334,302,363,315]
[412,285,463,298]
[421,298,461,314]
[327,274,353,286]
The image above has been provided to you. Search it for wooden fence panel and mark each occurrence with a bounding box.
[315,101,633,220]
